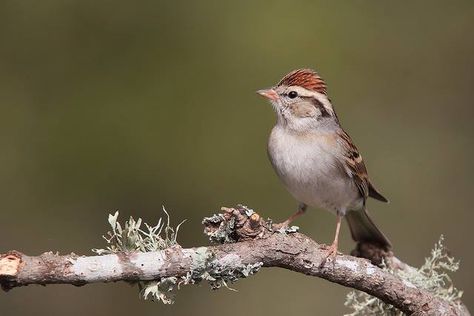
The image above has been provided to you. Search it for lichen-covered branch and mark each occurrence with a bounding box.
[0,206,469,316]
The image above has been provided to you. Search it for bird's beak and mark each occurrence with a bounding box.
[257,89,279,101]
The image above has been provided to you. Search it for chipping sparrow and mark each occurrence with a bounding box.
[257,69,391,259]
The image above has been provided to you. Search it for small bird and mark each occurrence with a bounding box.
[257,68,391,259]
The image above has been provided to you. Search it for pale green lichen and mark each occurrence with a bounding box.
[186,246,262,290]
[344,235,463,316]
[202,213,238,243]
[92,207,186,304]
[92,207,184,254]
[276,225,299,234]
[202,255,263,290]
[93,207,263,304]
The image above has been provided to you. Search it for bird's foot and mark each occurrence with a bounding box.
[320,243,339,267]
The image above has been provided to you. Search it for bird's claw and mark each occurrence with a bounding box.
[319,243,339,267]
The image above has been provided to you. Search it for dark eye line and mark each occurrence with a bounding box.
[309,97,331,118]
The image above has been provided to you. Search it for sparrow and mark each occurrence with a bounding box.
[257,68,391,259]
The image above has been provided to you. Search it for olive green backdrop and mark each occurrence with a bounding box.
[1,1,473,315]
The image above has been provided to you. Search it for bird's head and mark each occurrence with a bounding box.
[257,69,338,133]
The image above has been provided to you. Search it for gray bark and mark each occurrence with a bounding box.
[0,207,469,316]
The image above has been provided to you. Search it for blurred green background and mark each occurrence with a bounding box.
[1,1,473,315]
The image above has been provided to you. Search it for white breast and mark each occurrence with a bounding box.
[267,126,362,214]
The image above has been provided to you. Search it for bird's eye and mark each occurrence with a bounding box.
[288,91,298,99]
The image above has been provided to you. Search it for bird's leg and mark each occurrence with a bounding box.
[322,214,342,263]
[273,203,307,229]
[283,203,307,226]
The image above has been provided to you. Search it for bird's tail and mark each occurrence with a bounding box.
[345,208,392,249]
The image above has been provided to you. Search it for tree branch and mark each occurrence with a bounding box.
[0,206,469,316]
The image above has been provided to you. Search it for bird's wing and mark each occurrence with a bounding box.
[336,130,388,203]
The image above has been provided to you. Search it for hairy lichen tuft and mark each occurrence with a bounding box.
[344,235,463,315]
[93,207,186,304]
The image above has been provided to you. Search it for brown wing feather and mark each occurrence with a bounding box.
[337,130,388,203]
